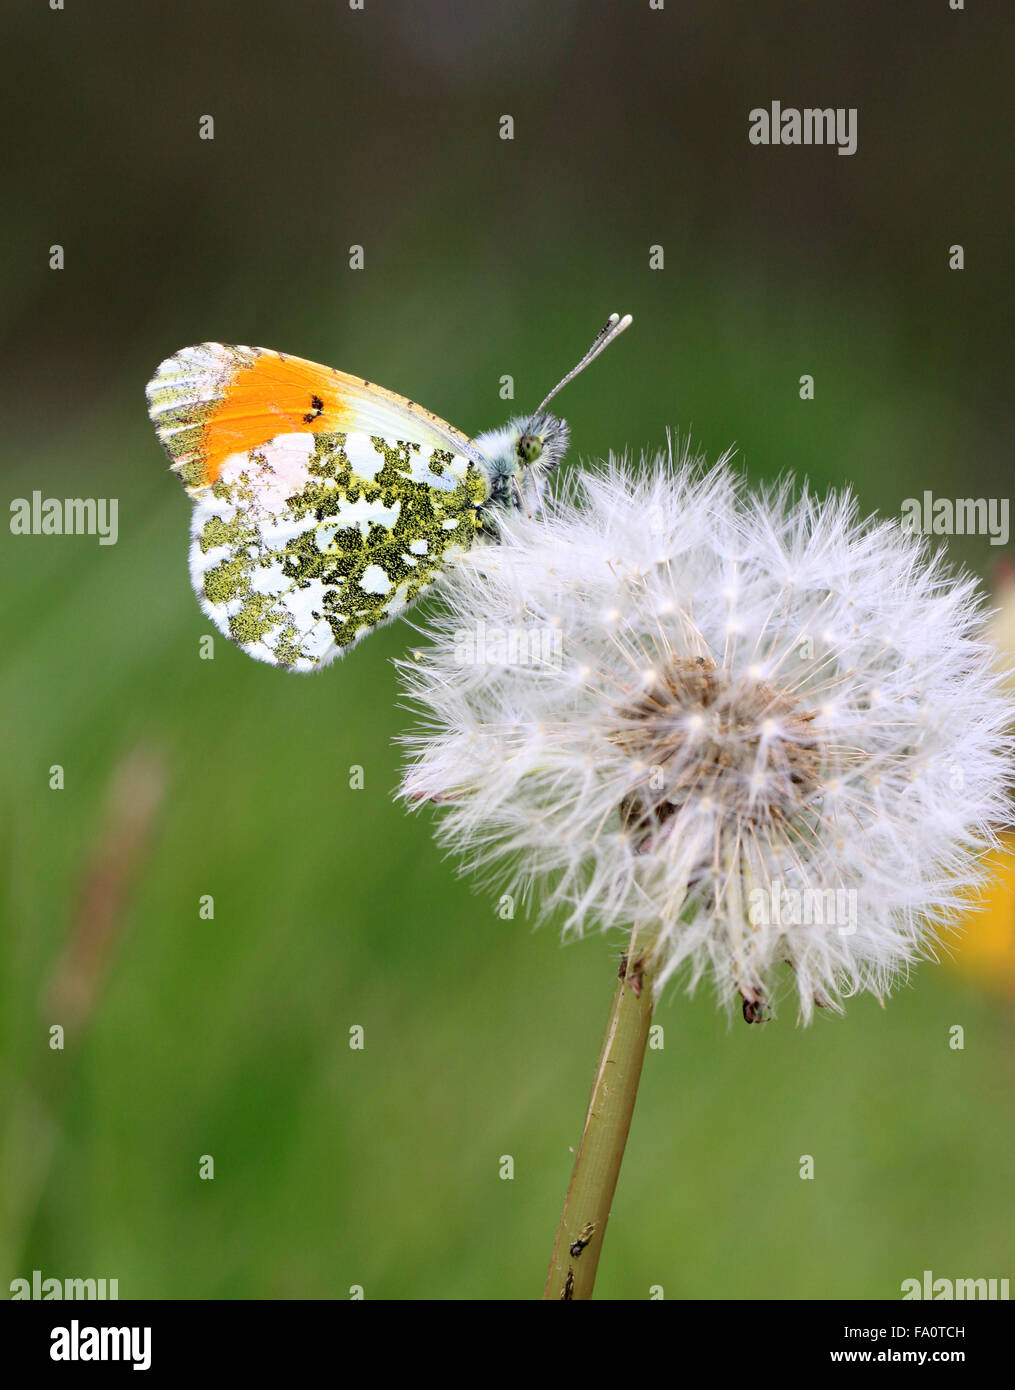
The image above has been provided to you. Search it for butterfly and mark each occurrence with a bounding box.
[146,313,631,672]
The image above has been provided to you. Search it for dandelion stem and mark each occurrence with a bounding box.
[542,939,654,1300]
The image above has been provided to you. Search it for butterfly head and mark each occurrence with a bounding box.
[516,411,570,470]
[473,411,570,513]
[474,313,632,515]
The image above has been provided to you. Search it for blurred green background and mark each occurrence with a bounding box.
[2,0,1013,1300]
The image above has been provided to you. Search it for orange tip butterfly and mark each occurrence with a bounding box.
[146,313,632,671]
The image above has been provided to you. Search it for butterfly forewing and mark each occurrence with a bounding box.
[146,343,483,489]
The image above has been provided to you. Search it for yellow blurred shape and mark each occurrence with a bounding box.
[950,832,1015,991]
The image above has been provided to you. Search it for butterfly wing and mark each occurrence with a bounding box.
[146,342,486,485]
[147,344,491,670]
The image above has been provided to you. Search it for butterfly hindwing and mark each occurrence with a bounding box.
[189,428,488,671]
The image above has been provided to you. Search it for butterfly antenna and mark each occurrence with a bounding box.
[529,312,633,421]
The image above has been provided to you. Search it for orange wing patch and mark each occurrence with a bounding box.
[200,352,349,485]
[146,344,352,490]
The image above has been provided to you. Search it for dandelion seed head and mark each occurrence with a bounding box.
[398,444,1015,1020]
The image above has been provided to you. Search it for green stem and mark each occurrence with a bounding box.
[543,940,655,1300]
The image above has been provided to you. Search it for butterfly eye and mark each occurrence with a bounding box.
[517,433,543,464]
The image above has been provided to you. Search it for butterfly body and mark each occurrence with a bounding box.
[146,318,629,671]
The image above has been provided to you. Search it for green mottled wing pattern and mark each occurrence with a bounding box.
[189,430,489,671]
